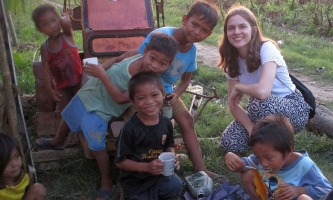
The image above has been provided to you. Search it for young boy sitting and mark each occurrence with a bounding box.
[225,114,332,200]
[35,33,179,199]
[115,71,184,199]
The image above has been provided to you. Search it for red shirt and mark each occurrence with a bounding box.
[43,33,82,89]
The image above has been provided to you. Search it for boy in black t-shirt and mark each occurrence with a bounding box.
[115,71,184,199]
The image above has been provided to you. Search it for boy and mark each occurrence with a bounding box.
[115,71,184,199]
[32,5,82,112]
[225,115,332,200]
[102,0,224,182]
[35,33,179,199]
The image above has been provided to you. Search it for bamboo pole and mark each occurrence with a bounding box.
[0,5,18,137]
[5,11,18,48]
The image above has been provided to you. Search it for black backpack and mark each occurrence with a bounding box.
[289,74,316,119]
[276,74,316,120]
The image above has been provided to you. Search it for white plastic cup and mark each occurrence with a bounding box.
[158,152,175,176]
[83,57,98,79]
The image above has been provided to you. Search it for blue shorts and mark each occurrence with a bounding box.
[62,95,108,151]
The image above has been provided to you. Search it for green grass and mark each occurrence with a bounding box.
[6,0,333,199]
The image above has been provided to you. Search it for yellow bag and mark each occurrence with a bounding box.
[253,169,268,200]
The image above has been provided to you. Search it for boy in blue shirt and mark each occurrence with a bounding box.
[225,114,332,200]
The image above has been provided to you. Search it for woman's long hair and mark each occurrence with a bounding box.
[218,4,277,78]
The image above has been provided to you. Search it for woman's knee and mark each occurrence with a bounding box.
[220,131,249,153]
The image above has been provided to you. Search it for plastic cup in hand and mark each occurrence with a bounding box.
[83,57,98,79]
[158,152,175,176]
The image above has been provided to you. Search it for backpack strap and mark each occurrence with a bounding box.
[275,75,294,93]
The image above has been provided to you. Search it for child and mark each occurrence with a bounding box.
[218,5,311,153]
[32,4,82,112]
[35,32,179,199]
[0,133,47,200]
[115,71,184,199]
[225,115,332,200]
[102,0,225,182]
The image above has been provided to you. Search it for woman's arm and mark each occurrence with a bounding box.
[228,79,254,134]
[234,62,277,100]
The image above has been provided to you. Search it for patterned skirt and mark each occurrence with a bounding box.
[220,89,311,153]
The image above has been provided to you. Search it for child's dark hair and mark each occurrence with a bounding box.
[249,114,294,158]
[32,4,57,28]
[187,0,220,30]
[0,133,23,189]
[128,71,165,101]
[145,32,179,62]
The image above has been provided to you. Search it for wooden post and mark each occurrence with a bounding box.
[5,11,18,48]
[0,10,18,137]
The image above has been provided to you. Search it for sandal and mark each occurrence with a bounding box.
[96,186,115,200]
[35,138,64,150]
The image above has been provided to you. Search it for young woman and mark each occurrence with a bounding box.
[218,4,311,153]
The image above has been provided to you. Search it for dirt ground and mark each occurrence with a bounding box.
[195,42,333,102]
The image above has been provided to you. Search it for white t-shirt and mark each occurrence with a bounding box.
[227,41,295,97]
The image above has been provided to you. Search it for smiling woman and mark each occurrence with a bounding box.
[217,4,311,154]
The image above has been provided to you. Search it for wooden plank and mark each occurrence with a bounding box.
[32,147,81,163]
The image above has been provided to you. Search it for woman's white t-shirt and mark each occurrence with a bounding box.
[227,41,295,98]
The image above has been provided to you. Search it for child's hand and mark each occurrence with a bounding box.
[83,63,105,79]
[274,184,304,200]
[174,154,180,170]
[148,159,164,176]
[166,92,178,106]
[61,8,73,19]
[225,152,246,172]
[50,89,62,102]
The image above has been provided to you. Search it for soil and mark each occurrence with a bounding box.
[195,42,333,102]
